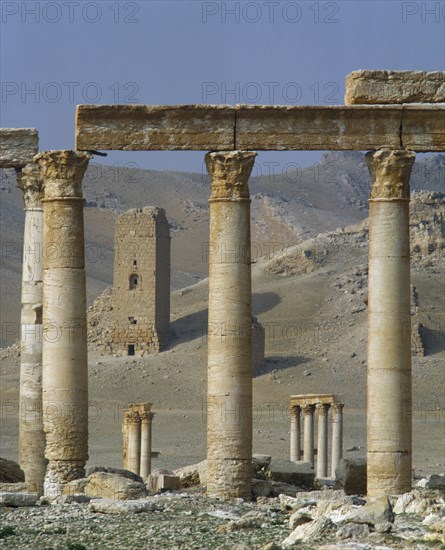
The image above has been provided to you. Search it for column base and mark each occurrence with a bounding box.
[206,459,252,501]
[44,461,85,499]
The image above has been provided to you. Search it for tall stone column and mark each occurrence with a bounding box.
[205,150,256,500]
[16,163,47,494]
[290,405,301,462]
[331,402,344,476]
[366,149,415,496]
[140,411,154,478]
[127,411,142,475]
[35,150,91,497]
[316,403,329,478]
[303,404,315,466]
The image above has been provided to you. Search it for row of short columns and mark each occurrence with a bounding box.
[290,402,344,478]
[14,147,414,499]
[122,403,154,478]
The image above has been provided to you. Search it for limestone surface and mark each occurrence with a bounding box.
[345,70,445,104]
[0,128,38,168]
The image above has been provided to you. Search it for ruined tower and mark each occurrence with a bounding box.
[113,207,170,355]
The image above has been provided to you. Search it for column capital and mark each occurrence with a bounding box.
[289,404,301,416]
[205,150,256,201]
[316,403,330,415]
[302,404,315,415]
[332,402,344,414]
[140,411,154,423]
[124,410,141,424]
[16,163,44,208]
[366,149,415,201]
[35,150,91,199]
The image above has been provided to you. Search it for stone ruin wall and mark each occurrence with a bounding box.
[111,207,170,356]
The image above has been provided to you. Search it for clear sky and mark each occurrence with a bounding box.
[1,0,444,173]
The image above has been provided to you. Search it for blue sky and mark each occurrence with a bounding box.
[1,0,444,172]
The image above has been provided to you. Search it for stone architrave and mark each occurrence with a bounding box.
[16,163,47,494]
[35,150,91,498]
[205,150,256,500]
[366,149,415,496]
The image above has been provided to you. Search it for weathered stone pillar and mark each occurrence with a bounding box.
[316,403,329,478]
[331,402,344,476]
[303,404,315,466]
[205,150,256,500]
[16,163,47,494]
[290,405,301,462]
[366,149,415,496]
[36,150,91,497]
[140,411,154,478]
[127,411,142,475]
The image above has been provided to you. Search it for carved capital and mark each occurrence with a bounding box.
[16,163,44,208]
[205,150,256,201]
[316,403,330,416]
[290,404,301,417]
[366,149,415,200]
[332,402,344,414]
[140,411,154,423]
[302,404,315,415]
[35,150,91,199]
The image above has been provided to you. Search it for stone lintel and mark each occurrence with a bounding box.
[345,70,445,105]
[75,104,445,152]
[290,394,336,407]
[0,128,38,168]
[75,104,235,151]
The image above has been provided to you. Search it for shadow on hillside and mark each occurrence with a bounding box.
[254,355,309,378]
[170,291,281,347]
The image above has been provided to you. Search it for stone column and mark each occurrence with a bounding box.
[127,411,142,475]
[331,402,344,476]
[16,163,47,494]
[140,411,154,478]
[205,150,256,500]
[303,404,315,466]
[35,150,91,498]
[290,405,301,462]
[316,403,329,478]
[366,149,415,496]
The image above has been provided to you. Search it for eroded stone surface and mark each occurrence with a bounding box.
[0,128,38,168]
[345,70,445,104]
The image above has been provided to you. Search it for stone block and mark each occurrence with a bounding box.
[86,466,143,483]
[266,460,315,489]
[89,497,159,514]
[0,128,38,168]
[84,472,147,500]
[335,458,367,495]
[0,458,25,483]
[345,70,445,105]
[346,495,394,526]
[0,491,39,507]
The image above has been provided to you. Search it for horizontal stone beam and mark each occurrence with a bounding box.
[0,128,39,168]
[345,70,445,105]
[291,394,336,406]
[76,104,445,152]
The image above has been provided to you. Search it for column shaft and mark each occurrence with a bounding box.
[140,412,154,478]
[205,150,256,500]
[290,405,301,462]
[366,149,415,496]
[127,413,142,475]
[316,404,329,478]
[16,164,47,494]
[303,405,315,466]
[36,150,91,498]
[331,402,344,476]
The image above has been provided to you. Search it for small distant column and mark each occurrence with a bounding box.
[140,411,154,478]
[331,402,344,475]
[16,163,47,494]
[303,404,315,466]
[126,411,142,475]
[36,150,91,498]
[316,403,330,478]
[290,405,301,462]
